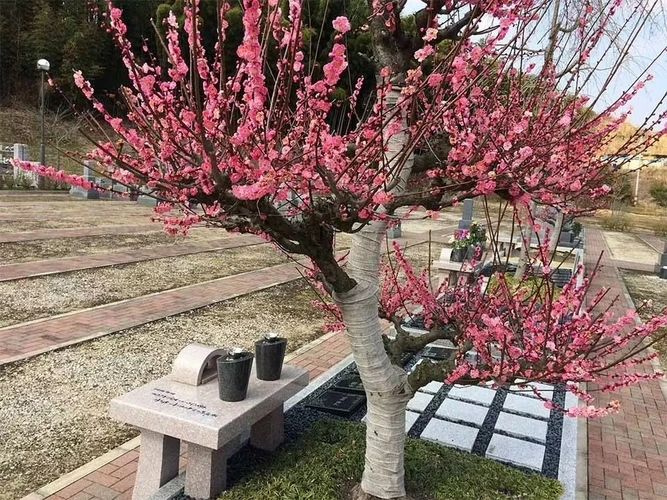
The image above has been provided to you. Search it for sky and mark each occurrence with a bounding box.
[403,0,667,127]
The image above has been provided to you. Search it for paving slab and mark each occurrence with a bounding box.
[486,433,545,471]
[495,412,548,442]
[435,398,488,426]
[503,394,551,419]
[406,392,434,412]
[447,385,496,406]
[418,381,444,394]
[420,419,478,452]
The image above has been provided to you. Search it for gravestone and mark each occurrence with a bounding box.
[137,186,158,207]
[458,199,473,229]
[659,240,667,279]
[69,161,100,199]
[334,374,365,394]
[421,345,454,361]
[12,143,39,188]
[306,390,365,417]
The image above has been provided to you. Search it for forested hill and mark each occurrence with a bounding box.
[0,0,373,113]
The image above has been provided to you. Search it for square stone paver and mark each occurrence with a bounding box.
[435,398,488,426]
[406,410,420,432]
[407,392,434,412]
[419,381,444,394]
[509,381,554,400]
[503,394,551,419]
[495,411,548,442]
[486,433,545,470]
[447,385,496,406]
[420,419,478,452]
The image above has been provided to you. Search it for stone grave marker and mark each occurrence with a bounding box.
[306,390,365,417]
[458,199,474,229]
[69,161,100,199]
[333,374,365,395]
[12,143,39,188]
[659,240,667,279]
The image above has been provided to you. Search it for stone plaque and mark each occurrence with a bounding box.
[306,390,366,417]
[334,375,365,395]
[422,346,453,361]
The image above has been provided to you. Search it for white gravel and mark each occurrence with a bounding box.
[0,244,287,327]
[0,279,327,500]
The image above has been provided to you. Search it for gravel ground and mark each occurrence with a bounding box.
[602,231,659,263]
[0,244,287,327]
[0,217,153,233]
[0,280,327,500]
[0,227,228,263]
[620,270,667,367]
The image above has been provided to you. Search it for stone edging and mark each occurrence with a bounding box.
[20,437,141,500]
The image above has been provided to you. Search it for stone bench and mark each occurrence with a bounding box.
[110,344,309,500]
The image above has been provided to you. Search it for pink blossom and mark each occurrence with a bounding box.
[332,16,351,34]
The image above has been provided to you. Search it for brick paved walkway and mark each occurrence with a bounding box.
[0,224,161,243]
[584,228,667,500]
[0,234,263,281]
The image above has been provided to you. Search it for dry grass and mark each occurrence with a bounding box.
[620,271,667,368]
[0,244,286,327]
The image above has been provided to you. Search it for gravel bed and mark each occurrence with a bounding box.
[0,227,227,264]
[620,270,667,367]
[0,279,327,500]
[0,244,286,327]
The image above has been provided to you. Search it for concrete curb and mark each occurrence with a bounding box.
[20,437,141,500]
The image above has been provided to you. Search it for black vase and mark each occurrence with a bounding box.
[255,335,287,381]
[217,349,254,402]
[450,247,467,262]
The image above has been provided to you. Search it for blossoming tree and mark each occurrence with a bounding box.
[17,0,667,497]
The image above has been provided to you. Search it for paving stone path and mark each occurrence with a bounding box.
[0,224,162,243]
[584,228,667,500]
[0,234,263,281]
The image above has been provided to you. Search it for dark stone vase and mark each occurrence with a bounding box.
[450,247,467,262]
[217,349,254,402]
[255,336,287,381]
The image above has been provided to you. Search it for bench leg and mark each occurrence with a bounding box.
[250,404,284,451]
[132,430,180,500]
[184,441,231,500]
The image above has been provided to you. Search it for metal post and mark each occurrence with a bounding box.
[40,70,45,166]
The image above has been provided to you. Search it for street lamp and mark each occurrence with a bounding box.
[36,58,50,166]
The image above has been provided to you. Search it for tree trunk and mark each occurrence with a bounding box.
[334,220,413,499]
[331,85,415,499]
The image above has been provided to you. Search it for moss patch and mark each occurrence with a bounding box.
[220,420,563,500]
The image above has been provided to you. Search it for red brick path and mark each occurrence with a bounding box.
[0,224,161,243]
[0,234,263,281]
[585,228,667,500]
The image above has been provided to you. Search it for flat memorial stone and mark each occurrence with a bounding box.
[447,385,496,406]
[419,381,444,394]
[334,375,365,395]
[495,411,548,442]
[420,419,478,452]
[509,381,554,400]
[407,392,434,412]
[435,398,488,426]
[306,390,365,418]
[486,433,545,471]
[503,394,551,419]
[421,346,454,361]
[110,365,308,450]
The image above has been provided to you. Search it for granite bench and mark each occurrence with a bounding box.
[110,344,309,500]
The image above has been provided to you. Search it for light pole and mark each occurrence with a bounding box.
[36,58,50,166]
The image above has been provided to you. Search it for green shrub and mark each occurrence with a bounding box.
[650,182,667,207]
[37,176,70,190]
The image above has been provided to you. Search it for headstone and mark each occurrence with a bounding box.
[334,375,365,395]
[138,186,158,207]
[12,143,39,188]
[306,390,365,417]
[659,240,667,279]
[69,161,100,199]
[458,199,473,229]
[421,345,453,361]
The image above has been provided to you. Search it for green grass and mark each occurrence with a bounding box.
[220,420,563,500]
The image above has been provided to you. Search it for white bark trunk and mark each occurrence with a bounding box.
[331,86,415,499]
